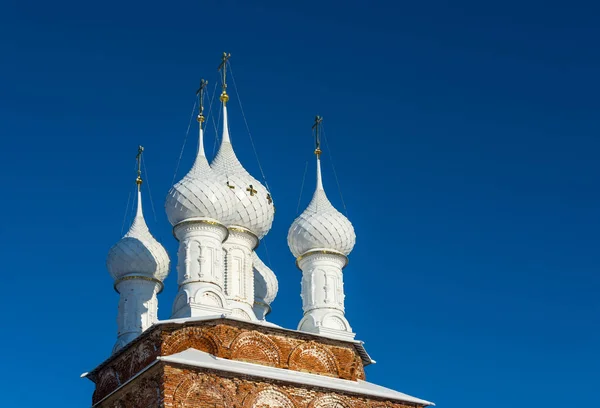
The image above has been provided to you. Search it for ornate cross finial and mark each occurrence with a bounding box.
[218,52,231,104]
[246,184,257,196]
[312,115,323,158]
[135,145,144,191]
[196,79,208,126]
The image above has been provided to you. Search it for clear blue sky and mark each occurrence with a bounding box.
[1,0,599,406]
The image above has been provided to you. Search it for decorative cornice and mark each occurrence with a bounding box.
[227,225,259,250]
[178,280,224,290]
[114,275,164,294]
[295,249,349,270]
[173,218,229,242]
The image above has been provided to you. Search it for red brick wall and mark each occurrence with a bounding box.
[96,364,163,408]
[163,365,419,408]
[92,319,366,405]
[96,363,424,408]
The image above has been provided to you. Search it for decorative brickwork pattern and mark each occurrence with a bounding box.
[96,365,162,408]
[90,319,367,404]
[288,341,339,377]
[242,387,297,408]
[163,366,419,408]
[230,331,281,366]
[161,326,221,356]
[159,321,362,380]
[93,330,162,404]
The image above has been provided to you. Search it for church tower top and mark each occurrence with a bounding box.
[287,116,356,259]
[107,146,170,285]
[210,52,275,239]
[165,78,237,227]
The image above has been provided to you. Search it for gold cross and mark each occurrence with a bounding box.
[246,184,257,196]
[195,79,208,124]
[218,52,231,102]
[135,145,144,189]
[312,115,323,157]
[266,193,273,204]
[226,181,235,189]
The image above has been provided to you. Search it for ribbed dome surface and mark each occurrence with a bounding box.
[165,129,236,226]
[287,159,355,258]
[210,105,274,238]
[252,252,278,306]
[107,192,170,281]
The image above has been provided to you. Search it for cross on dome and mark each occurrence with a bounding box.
[210,52,275,239]
[287,116,356,259]
[107,146,170,285]
[165,78,237,227]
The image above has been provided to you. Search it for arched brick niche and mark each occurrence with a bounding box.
[230,331,282,366]
[162,327,220,356]
[288,342,340,377]
[308,395,352,408]
[172,374,234,407]
[242,387,298,408]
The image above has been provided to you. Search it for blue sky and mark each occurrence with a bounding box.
[1,0,599,406]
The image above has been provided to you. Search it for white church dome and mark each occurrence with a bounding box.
[210,105,274,238]
[165,127,236,226]
[107,191,170,282]
[288,157,355,258]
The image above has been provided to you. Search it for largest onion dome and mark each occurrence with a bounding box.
[107,187,170,284]
[287,131,356,258]
[165,86,236,227]
[210,102,275,238]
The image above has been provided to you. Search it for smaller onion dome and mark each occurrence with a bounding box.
[210,104,275,238]
[287,133,355,258]
[107,190,170,283]
[165,123,236,226]
[253,252,278,319]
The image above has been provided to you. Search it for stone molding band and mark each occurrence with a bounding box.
[295,249,349,270]
[114,275,164,294]
[172,217,229,242]
[227,225,260,250]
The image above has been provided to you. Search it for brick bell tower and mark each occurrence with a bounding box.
[84,54,434,408]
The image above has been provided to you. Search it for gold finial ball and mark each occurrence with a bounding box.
[136,176,143,185]
[220,92,229,103]
[197,114,205,123]
[314,147,322,157]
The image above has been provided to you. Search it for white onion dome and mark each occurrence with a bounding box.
[210,104,274,238]
[165,126,236,226]
[253,252,278,306]
[107,190,170,283]
[288,157,356,258]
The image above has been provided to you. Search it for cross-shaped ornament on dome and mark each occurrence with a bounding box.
[195,79,208,125]
[135,145,144,190]
[218,52,231,103]
[312,115,323,158]
[246,184,257,196]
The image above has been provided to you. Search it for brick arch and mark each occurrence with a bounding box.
[288,341,340,377]
[242,387,297,408]
[162,327,220,356]
[308,395,352,408]
[230,331,281,366]
[172,375,234,407]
